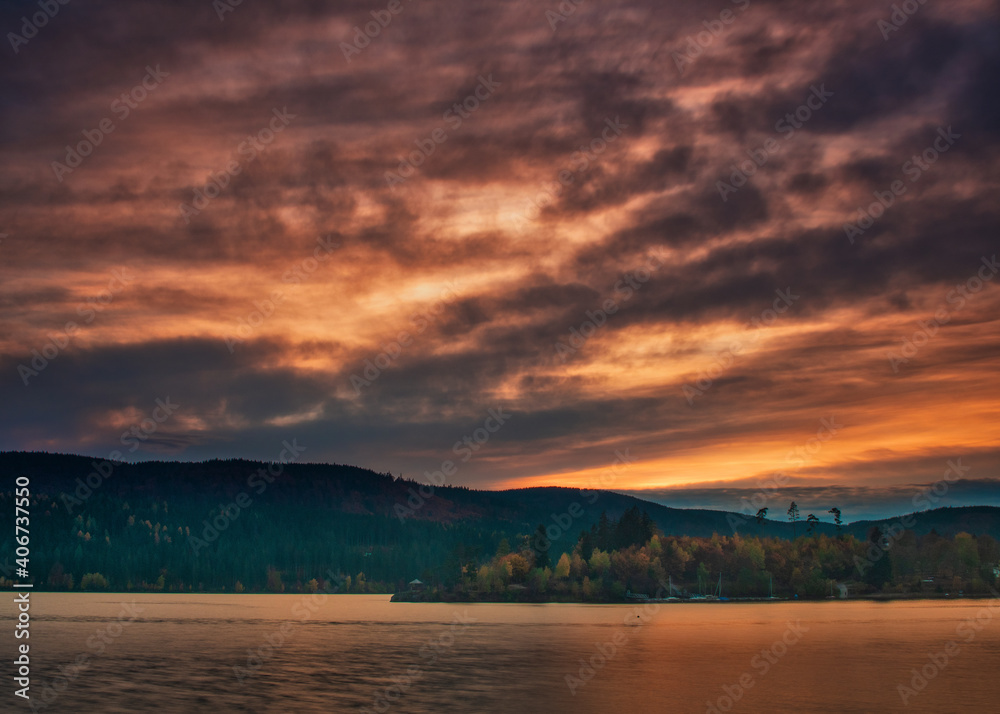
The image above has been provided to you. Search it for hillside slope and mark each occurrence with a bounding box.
[3,451,998,592]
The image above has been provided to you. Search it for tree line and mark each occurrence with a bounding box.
[405,508,1000,602]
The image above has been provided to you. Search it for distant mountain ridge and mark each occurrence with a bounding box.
[2,451,999,592]
[5,451,1000,537]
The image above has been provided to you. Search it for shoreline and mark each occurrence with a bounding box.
[4,590,994,604]
[390,591,999,604]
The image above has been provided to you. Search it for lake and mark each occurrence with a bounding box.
[4,594,999,712]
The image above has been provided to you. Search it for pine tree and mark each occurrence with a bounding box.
[828,507,842,536]
[806,514,819,536]
[787,501,800,538]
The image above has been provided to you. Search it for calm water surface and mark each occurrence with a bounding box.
[3,594,999,712]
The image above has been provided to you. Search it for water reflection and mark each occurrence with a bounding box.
[2,594,997,713]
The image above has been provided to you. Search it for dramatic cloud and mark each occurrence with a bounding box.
[1,0,998,520]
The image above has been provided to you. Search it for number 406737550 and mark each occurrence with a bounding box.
[15,476,30,571]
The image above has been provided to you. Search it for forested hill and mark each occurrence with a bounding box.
[3,451,817,538]
[2,451,999,593]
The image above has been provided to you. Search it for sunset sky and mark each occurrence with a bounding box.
[1,0,998,520]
